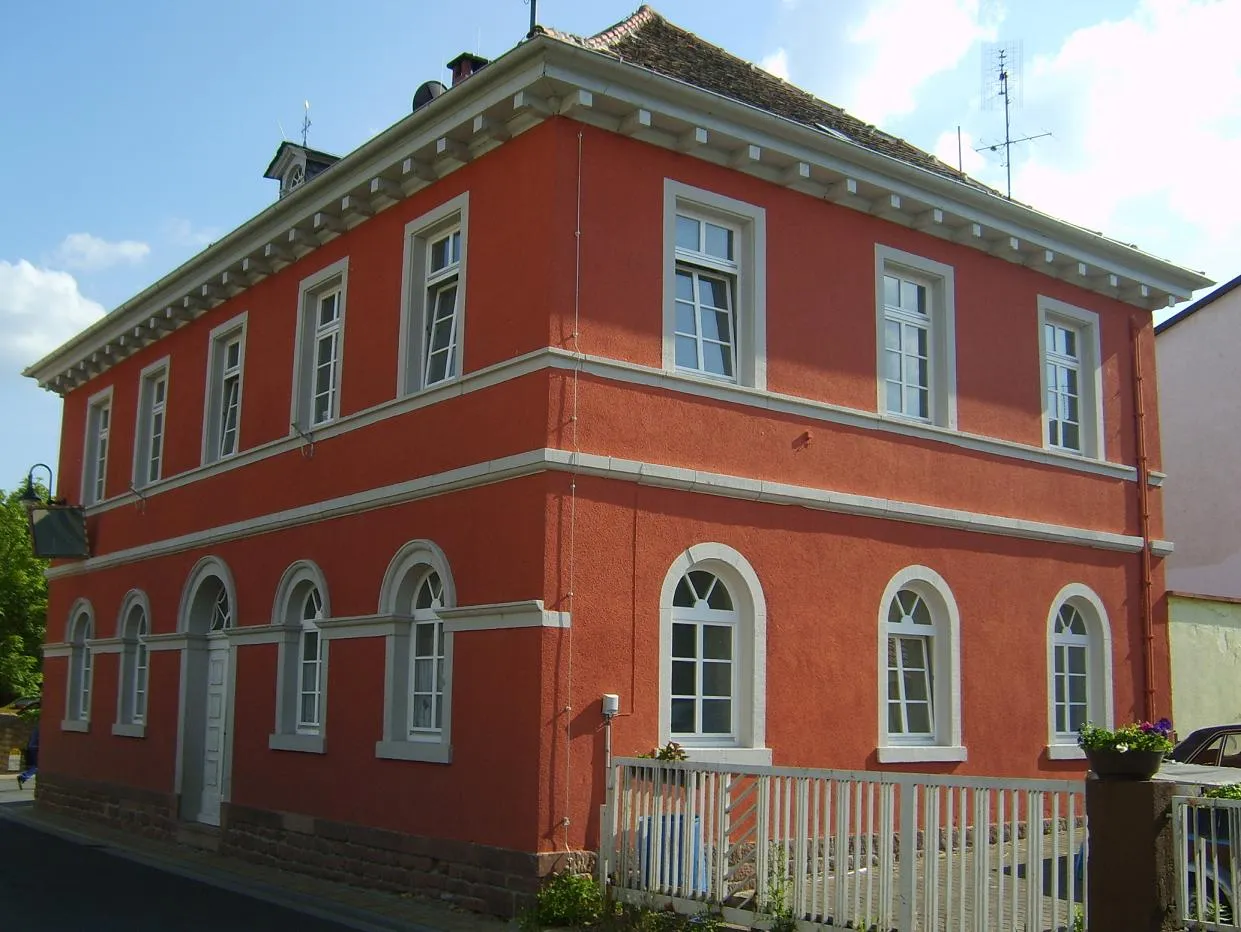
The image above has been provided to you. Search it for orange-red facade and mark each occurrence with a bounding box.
[40,117,1170,863]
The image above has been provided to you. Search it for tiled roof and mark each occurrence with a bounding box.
[537,5,989,192]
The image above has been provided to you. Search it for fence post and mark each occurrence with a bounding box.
[897,784,916,931]
[1085,777,1179,931]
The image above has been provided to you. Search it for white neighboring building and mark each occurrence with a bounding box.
[1157,272,1241,733]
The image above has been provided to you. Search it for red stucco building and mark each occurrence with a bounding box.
[23,6,1210,914]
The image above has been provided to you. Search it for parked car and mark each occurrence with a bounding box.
[1170,724,1241,769]
[11,697,40,711]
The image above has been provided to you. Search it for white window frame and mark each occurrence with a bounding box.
[81,386,113,506]
[1045,583,1114,759]
[269,560,330,754]
[64,601,95,730]
[876,565,965,763]
[375,539,456,763]
[659,543,770,766]
[874,245,957,429]
[291,258,350,431]
[202,313,248,464]
[1038,297,1104,459]
[663,180,766,390]
[132,357,170,489]
[397,193,469,396]
[113,590,151,737]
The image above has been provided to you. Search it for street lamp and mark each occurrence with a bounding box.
[19,463,53,509]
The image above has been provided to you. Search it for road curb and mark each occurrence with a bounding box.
[0,802,455,932]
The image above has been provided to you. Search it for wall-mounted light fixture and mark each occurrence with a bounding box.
[20,463,89,559]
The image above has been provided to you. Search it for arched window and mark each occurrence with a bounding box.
[877,566,964,763]
[270,561,330,752]
[659,544,768,764]
[66,603,95,725]
[116,591,151,731]
[410,569,446,736]
[375,540,456,763]
[1046,584,1113,756]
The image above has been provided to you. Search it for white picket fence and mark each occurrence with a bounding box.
[1173,794,1240,930]
[600,758,1087,932]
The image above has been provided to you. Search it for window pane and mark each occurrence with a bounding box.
[430,235,451,271]
[415,622,436,656]
[701,307,733,343]
[676,216,700,252]
[318,292,339,326]
[413,658,435,690]
[903,668,928,701]
[670,698,695,734]
[676,271,695,303]
[703,625,731,660]
[1063,329,1077,358]
[885,381,901,413]
[884,319,900,351]
[672,623,695,658]
[698,276,730,312]
[704,223,733,261]
[1068,674,1087,702]
[412,695,434,729]
[675,301,697,335]
[702,342,732,377]
[302,630,319,662]
[899,637,927,671]
[701,699,731,734]
[888,702,904,734]
[671,660,696,695]
[300,692,317,725]
[1068,704,1086,732]
[702,661,731,697]
[1063,422,1080,450]
[673,578,696,609]
[885,350,901,382]
[226,341,240,368]
[884,276,900,309]
[675,335,699,369]
[906,702,932,734]
[706,580,733,611]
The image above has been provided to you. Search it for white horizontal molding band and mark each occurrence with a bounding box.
[438,600,570,631]
[317,614,410,641]
[143,632,206,652]
[111,723,146,739]
[48,449,1153,584]
[79,346,1140,522]
[226,624,286,645]
[1151,540,1175,557]
[86,637,124,654]
[43,643,72,659]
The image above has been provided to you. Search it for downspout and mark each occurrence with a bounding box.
[1130,317,1157,721]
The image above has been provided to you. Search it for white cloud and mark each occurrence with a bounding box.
[0,260,105,366]
[167,218,221,249]
[843,0,1000,126]
[760,48,791,81]
[54,232,149,272]
[1003,0,1241,288]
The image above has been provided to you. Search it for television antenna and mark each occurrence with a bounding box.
[976,41,1050,199]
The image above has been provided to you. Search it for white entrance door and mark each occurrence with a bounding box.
[198,638,230,825]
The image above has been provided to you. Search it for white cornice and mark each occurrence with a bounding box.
[44,446,1166,582]
[25,36,1209,394]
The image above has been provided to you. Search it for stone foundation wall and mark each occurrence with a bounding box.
[35,772,178,841]
[220,802,594,917]
[0,713,36,767]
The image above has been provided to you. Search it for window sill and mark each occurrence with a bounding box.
[1046,744,1086,760]
[681,747,773,766]
[269,733,325,754]
[375,739,452,764]
[876,745,967,763]
[60,719,90,733]
[111,723,146,739]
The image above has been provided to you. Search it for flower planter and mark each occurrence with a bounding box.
[1084,748,1165,780]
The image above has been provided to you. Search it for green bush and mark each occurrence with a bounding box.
[523,872,605,930]
[1204,783,1241,800]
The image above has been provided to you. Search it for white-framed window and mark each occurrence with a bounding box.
[292,258,349,431]
[874,245,956,429]
[663,181,766,389]
[1038,297,1103,459]
[1046,584,1113,758]
[375,540,456,763]
[659,543,770,765]
[115,592,151,733]
[133,358,169,488]
[298,587,324,732]
[202,314,247,464]
[82,388,113,506]
[876,566,964,763]
[270,560,331,753]
[67,605,94,725]
[398,194,469,395]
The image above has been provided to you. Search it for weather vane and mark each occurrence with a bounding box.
[301,100,311,147]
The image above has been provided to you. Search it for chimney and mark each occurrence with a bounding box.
[447,52,489,87]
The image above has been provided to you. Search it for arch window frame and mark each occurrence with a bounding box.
[876,566,965,763]
[375,540,456,764]
[658,543,769,766]
[113,590,152,737]
[63,600,96,731]
[1046,584,1114,759]
[269,560,330,754]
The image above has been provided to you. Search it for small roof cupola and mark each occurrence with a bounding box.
[263,142,341,199]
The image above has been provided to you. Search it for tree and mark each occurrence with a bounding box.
[0,483,48,703]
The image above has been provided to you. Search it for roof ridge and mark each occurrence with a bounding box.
[534,4,657,50]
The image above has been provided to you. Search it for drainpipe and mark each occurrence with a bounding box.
[1130,317,1157,722]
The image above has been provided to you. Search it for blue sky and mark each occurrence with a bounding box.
[2,0,1236,494]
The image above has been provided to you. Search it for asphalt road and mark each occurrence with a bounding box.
[0,816,363,931]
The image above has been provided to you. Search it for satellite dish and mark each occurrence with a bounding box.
[412,81,446,112]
